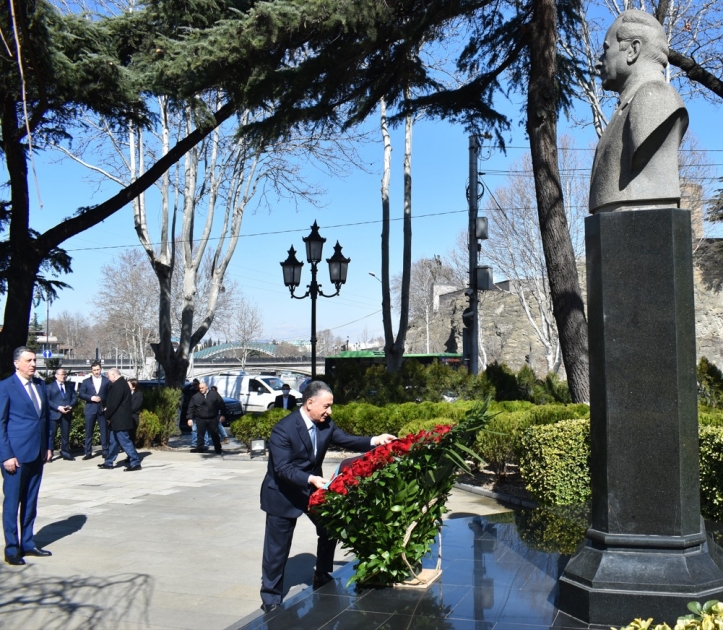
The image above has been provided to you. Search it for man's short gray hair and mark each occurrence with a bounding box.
[302,380,333,403]
[107,368,120,377]
[13,346,34,362]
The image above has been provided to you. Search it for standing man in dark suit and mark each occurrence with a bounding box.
[78,361,109,460]
[259,381,396,612]
[273,384,297,410]
[98,369,141,471]
[47,368,78,461]
[0,346,53,565]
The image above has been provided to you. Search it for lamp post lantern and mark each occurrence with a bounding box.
[280,221,350,378]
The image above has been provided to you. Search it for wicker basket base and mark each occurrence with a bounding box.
[393,568,443,589]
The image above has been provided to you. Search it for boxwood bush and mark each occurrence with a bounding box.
[231,408,291,448]
[700,426,723,522]
[520,419,723,522]
[518,419,592,505]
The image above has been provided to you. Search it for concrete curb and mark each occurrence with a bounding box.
[454,482,538,509]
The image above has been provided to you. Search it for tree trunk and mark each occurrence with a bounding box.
[0,100,237,371]
[0,95,42,375]
[526,0,590,402]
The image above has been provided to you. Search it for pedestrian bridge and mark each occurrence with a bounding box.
[191,341,278,360]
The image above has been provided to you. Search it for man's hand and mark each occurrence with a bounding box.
[187,419,193,427]
[372,433,397,446]
[91,395,101,403]
[309,475,330,489]
[219,416,225,423]
[44,450,53,463]
[3,457,19,474]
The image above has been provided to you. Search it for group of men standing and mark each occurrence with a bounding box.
[1,347,142,565]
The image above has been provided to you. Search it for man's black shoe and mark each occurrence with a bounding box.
[4,553,25,565]
[260,603,278,614]
[62,455,75,461]
[97,463,114,470]
[312,572,333,589]
[82,454,93,460]
[215,449,224,455]
[124,465,142,472]
[23,547,51,557]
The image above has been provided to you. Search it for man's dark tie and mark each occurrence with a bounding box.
[60,383,66,397]
[27,381,41,417]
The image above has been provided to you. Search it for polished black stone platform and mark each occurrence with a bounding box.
[231,510,608,630]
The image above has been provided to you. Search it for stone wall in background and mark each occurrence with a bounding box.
[408,241,722,376]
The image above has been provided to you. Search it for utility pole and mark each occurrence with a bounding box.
[464,136,480,374]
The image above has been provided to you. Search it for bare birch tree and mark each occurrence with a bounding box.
[229,294,263,370]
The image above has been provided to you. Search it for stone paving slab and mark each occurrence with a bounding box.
[0,448,509,629]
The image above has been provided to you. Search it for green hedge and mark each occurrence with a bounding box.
[518,419,591,505]
[231,408,291,448]
[474,403,590,474]
[521,419,723,522]
[700,426,723,522]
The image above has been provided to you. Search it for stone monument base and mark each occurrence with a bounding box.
[558,208,723,624]
[559,536,723,624]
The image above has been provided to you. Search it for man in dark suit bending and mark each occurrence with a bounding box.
[0,346,53,565]
[259,380,395,612]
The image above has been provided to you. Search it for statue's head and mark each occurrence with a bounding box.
[597,10,668,93]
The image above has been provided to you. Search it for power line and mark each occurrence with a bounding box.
[62,209,470,253]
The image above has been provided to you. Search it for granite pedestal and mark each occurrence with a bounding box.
[559,208,723,624]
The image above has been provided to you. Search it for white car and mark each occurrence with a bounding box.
[205,373,301,413]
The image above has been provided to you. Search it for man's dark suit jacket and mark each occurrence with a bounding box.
[0,374,51,463]
[78,375,110,416]
[273,394,297,410]
[260,409,372,519]
[105,377,133,432]
[47,381,78,422]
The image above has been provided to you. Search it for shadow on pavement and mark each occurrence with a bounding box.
[0,570,154,629]
[283,552,316,596]
[34,514,87,547]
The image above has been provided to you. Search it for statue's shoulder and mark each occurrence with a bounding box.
[627,80,688,147]
[629,80,685,111]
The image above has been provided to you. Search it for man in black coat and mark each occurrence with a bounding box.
[259,381,396,612]
[187,382,226,454]
[98,369,141,471]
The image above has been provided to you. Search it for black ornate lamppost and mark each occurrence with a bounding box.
[280,221,350,379]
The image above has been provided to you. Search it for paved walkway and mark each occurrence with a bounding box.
[0,446,509,630]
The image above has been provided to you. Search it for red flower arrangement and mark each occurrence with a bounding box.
[308,405,489,586]
[309,424,454,508]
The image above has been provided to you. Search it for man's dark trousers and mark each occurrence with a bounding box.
[2,456,43,556]
[195,417,221,452]
[261,513,335,606]
[84,408,108,458]
[49,414,72,459]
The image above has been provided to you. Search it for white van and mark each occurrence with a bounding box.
[205,373,301,414]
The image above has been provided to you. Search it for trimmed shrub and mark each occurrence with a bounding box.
[485,361,519,400]
[474,411,528,474]
[141,387,182,444]
[518,419,591,505]
[231,408,291,448]
[136,410,162,447]
[525,403,589,426]
[700,426,723,522]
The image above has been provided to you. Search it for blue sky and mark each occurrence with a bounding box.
[6,85,723,347]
